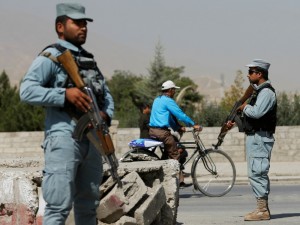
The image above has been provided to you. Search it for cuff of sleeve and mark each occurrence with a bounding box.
[56,88,66,106]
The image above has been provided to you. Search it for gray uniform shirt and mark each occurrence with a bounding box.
[20,39,114,137]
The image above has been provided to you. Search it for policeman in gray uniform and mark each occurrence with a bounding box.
[20,3,114,225]
[227,59,277,221]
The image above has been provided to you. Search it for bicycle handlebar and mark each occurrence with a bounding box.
[185,127,195,132]
[184,126,203,133]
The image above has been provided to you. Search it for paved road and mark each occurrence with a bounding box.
[176,183,300,225]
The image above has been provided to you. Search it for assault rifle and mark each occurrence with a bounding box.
[57,50,122,187]
[214,85,254,148]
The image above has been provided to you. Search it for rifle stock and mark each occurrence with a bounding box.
[57,49,121,186]
[57,50,85,89]
[214,85,254,148]
[239,85,254,105]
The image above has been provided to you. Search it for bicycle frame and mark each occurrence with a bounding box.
[180,131,217,175]
[126,130,217,170]
[122,129,236,197]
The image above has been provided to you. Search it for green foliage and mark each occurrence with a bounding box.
[197,70,247,127]
[0,70,44,131]
[132,43,186,105]
[291,94,300,125]
[2,44,300,131]
[107,43,203,127]
[277,92,300,125]
[137,43,203,116]
[220,70,245,112]
[197,102,228,127]
[107,71,141,127]
[218,70,300,126]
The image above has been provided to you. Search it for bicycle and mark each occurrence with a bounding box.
[119,128,236,197]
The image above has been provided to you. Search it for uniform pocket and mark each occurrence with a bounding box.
[42,171,71,206]
[248,133,269,158]
[42,136,77,208]
[250,157,270,176]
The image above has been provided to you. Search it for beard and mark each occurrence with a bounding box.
[64,32,87,47]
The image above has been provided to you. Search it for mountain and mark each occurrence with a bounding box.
[194,76,225,102]
[0,9,150,86]
[0,10,225,102]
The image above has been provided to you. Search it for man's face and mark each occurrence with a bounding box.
[247,67,261,84]
[143,106,151,114]
[57,18,88,46]
[169,88,176,98]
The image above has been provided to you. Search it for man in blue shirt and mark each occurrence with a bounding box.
[227,59,277,221]
[20,3,114,225]
[149,80,202,187]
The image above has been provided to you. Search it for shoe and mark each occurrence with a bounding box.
[179,182,193,188]
[244,198,271,221]
[244,209,270,221]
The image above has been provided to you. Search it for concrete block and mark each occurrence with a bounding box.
[98,194,125,223]
[0,203,36,225]
[97,171,147,223]
[116,160,179,224]
[0,171,38,225]
[0,172,38,208]
[160,160,180,225]
[134,184,165,225]
[115,215,137,225]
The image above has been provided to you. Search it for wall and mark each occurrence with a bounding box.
[115,126,300,162]
[0,124,300,162]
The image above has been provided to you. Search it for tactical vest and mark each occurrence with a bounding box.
[243,84,277,135]
[40,43,106,118]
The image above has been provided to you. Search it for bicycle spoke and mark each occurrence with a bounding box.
[192,149,236,197]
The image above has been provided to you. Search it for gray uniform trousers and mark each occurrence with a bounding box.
[246,131,274,199]
[42,134,103,225]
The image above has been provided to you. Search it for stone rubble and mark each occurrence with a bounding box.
[0,158,180,225]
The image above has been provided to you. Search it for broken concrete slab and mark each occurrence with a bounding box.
[0,171,39,225]
[97,171,148,223]
[0,158,180,225]
[134,184,166,225]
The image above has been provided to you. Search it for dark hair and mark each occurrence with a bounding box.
[161,89,169,93]
[55,15,69,34]
[139,103,150,112]
[257,67,269,80]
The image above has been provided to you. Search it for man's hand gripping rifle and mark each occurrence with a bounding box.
[57,50,122,187]
[214,85,254,148]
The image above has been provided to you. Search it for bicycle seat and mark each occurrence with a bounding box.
[128,138,163,148]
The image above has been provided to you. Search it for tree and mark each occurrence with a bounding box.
[0,70,44,131]
[290,94,300,125]
[131,43,203,116]
[130,43,186,106]
[108,43,204,127]
[197,102,227,127]
[107,70,142,127]
[220,70,245,112]
[195,70,247,127]
[0,70,10,91]
[276,92,300,126]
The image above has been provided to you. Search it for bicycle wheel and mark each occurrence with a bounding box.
[191,149,236,197]
[120,148,160,162]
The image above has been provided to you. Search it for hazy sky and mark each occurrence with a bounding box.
[1,0,300,92]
